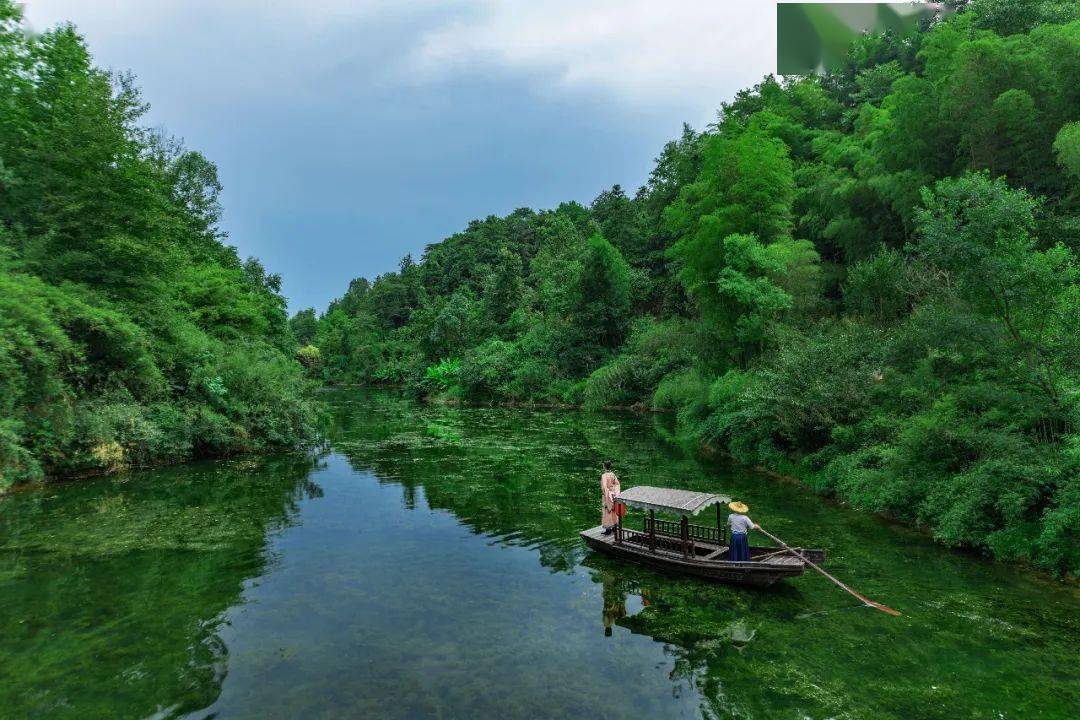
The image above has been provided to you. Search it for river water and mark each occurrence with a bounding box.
[1,390,1077,719]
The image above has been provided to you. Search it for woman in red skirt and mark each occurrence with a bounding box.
[600,460,622,534]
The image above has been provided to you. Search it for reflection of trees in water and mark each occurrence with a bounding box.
[326,392,816,714]
[326,392,736,573]
[326,393,609,573]
[325,393,891,718]
[580,554,830,719]
[0,452,325,720]
[300,475,325,500]
[320,393,1080,720]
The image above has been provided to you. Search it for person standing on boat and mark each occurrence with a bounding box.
[727,501,759,561]
[600,460,622,535]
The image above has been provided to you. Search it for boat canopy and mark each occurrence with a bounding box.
[615,486,732,516]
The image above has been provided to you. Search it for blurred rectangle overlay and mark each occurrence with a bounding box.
[777,2,952,75]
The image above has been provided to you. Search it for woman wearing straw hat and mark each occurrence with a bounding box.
[727,501,759,562]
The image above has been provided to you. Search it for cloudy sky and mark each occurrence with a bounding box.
[25,0,780,311]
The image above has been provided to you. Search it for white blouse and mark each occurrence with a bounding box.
[728,513,755,534]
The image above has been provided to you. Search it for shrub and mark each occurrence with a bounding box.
[459,339,518,400]
[583,317,698,408]
[296,344,323,373]
[423,358,461,395]
[652,368,712,429]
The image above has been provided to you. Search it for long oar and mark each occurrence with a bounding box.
[758,527,901,617]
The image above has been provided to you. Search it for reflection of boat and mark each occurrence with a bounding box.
[581,486,826,588]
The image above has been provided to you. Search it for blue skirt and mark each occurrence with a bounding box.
[730,532,750,562]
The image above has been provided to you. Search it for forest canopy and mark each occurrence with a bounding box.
[300,0,1079,573]
[0,1,318,487]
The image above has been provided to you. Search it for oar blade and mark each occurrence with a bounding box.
[760,526,902,618]
[869,601,902,617]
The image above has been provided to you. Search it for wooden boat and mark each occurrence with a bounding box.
[580,486,826,588]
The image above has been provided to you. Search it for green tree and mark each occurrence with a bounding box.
[567,234,631,371]
[590,185,643,259]
[1054,121,1080,182]
[915,173,1075,416]
[0,1,317,485]
[482,247,523,331]
[289,308,318,346]
[302,3,1080,572]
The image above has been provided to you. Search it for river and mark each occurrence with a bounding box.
[1,389,1077,719]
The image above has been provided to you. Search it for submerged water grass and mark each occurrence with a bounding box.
[0,389,1077,719]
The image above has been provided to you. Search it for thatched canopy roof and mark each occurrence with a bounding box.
[615,486,732,516]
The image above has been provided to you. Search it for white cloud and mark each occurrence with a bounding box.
[405,0,777,109]
[24,0,427,32]
[21,1,447,99]
[24,0,778,114]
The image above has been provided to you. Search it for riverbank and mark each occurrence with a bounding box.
[0,440,327,498]
[749,461,1080,585]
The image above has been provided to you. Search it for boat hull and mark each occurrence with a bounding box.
[580,526,824,588]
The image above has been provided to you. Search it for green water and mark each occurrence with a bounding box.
[1,390,1077,719]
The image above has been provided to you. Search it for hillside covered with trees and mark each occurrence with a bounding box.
[299,0,1080,573]
[0,2,318,488]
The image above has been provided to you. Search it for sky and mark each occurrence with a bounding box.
[24,0,780,312]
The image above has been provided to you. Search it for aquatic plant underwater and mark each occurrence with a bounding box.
[8,391,1075,719]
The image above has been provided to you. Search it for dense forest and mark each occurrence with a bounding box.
[0,1,318,489]
[298,0,1079,574]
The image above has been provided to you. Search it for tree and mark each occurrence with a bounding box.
[290,308,318,346]
[968,0,1080,36]
[1054,121,1080,182]
[298,4,1080,571]
[666,127,795,256]
[590,185,643,260]
[296,344,322,375]
[915,173,1076,417]
[417,290,481,360]
[327,277,370,316]
[482,247,523,331]
[664,125,810,362]
[665,128,795,312]
[0,0,317,486]
[568,234,631,371]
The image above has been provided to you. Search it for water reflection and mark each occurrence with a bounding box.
[600,571,627,637]
[0,453,325,720]
[2,390,1078,720]
[324,391,1080,720]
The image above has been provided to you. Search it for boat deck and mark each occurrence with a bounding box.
[580,525,804,566]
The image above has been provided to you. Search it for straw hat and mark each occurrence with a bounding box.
[728,501,749,513]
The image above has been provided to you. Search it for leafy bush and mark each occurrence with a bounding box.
[0,5,318,487]
[459,339,518,400]
[296,344,323,373]
[423,358,461,395]
[652,368,711,429]
[583,317,698,409]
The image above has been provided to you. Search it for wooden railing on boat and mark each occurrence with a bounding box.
[643,517,726,545]
[617,527,699,557]
[614,503,730,559]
